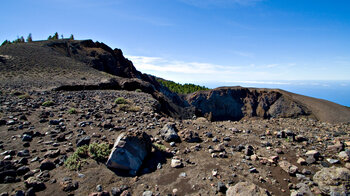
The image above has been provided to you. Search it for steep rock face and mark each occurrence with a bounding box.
[187,87,308,121]
[47,40,142,79]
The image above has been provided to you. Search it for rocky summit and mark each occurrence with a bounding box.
[0,40,350,195]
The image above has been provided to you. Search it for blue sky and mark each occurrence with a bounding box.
[1,0,350,85]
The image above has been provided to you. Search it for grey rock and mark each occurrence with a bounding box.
[160,123,180,142]
[142,191,153,196]
[106,131,152,175]
[327,158,340,164]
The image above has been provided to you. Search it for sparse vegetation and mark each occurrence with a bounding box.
[156,78,209,94]
[18,93,31,99]
[65,143,111,170]
[114,97,129,104]
[153,143,167,151]
[65,145,89,170]
[135,89,142,93]
[117,104,141,112]
[68,108,77,114]
[114,97,140,112]
[88,143,111,162]
[42,100,55,107]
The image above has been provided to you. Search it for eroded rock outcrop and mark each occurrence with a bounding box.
[186,87,308,121]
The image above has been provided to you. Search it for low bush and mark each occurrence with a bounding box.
[153,143,167,152]
[68,108,77,114]
[65,143,111,170]
[42,100,54,107]
[114,97,129,104]
[88,143,111,162]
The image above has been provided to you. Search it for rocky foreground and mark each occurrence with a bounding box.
[0,89,349,196]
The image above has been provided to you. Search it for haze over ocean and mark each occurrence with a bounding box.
[201,80,350,107]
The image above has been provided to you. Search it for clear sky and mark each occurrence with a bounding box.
[1,0,350,85]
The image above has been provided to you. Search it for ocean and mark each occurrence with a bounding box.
[201,80,350,107]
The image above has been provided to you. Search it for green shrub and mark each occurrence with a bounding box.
[117,104,140,112]
[153,143,167,152]
[135,89,142,93]
[42,100,54,107]
[88,143,111,162]
[114,97,129,104]
[76,145,89,158]
[18,94,31,99]
[68,108,77,114]
[64,145,88,170]
[64,144,111,170]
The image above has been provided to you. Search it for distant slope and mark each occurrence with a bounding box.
[282,90,350,123]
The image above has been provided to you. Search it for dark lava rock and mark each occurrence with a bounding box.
[217,181,227,193]
[16,166,30,176]
[60,177,79,192]
[39,159,56,171]
[76,136,91,147]
[14,190,24,196]
[111,185,129,196]
[0,169,17,183]
[25,187,35,196]
[22,134,32,142]
[49,120,60,125]
[25,177,46,192]
[180,130,201,143]
[17,150,30,157]
[244,145,254,156]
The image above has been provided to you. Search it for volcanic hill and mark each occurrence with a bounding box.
[0,39,349,196]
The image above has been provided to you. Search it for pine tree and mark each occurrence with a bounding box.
[1,40,11,46]
[26,33,33,42]
[69,34,74,40]
[53,32,59,40]
[48,35,52,40]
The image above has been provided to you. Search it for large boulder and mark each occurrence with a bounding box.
[160,123,180,142]
[106,131,152,175]
[313,167,350,195]
[226,181,270,196]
